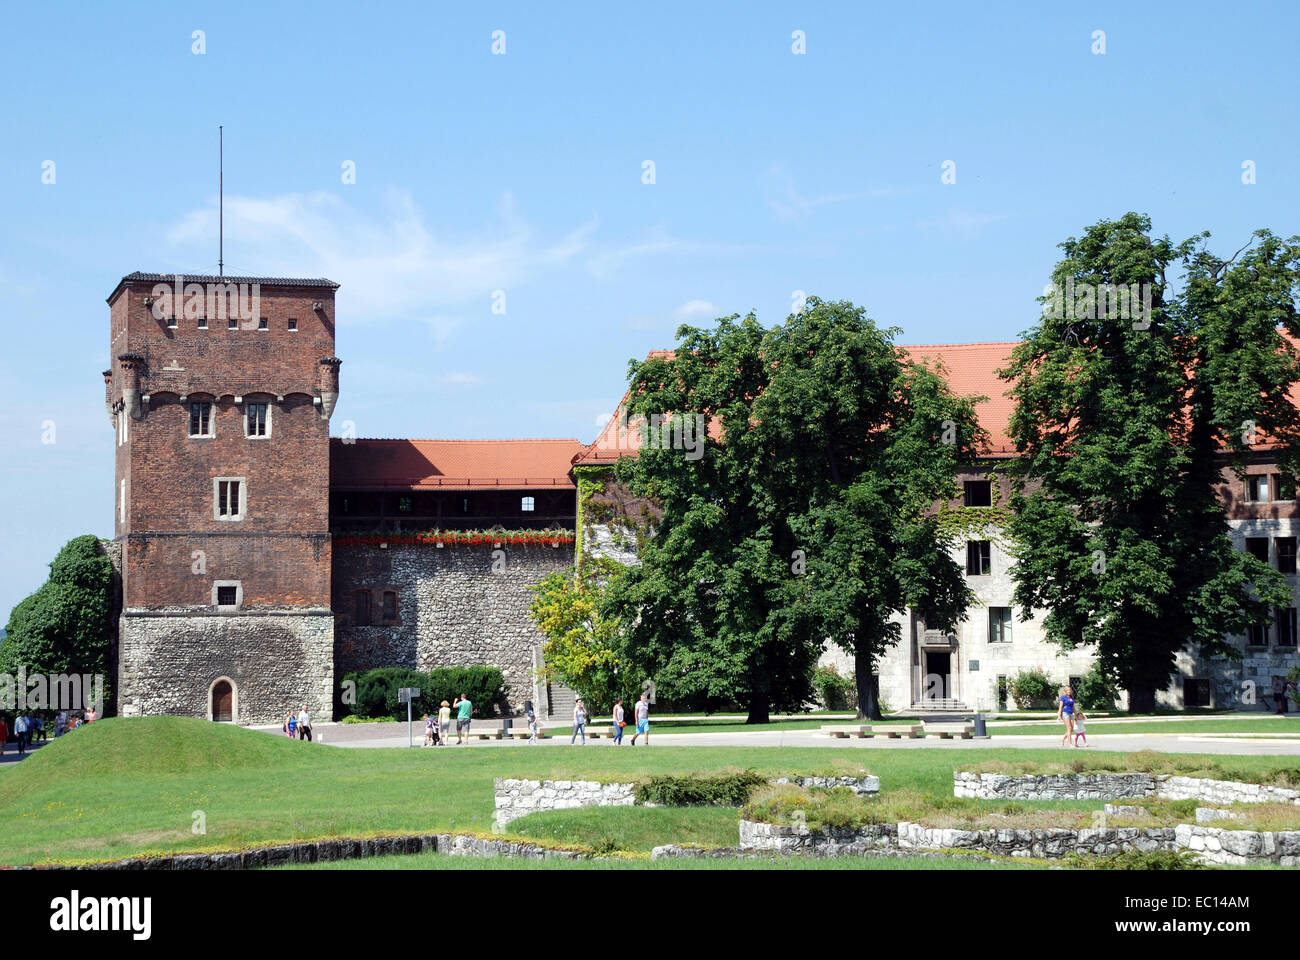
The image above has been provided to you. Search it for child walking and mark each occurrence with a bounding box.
[1073,708,1088,747]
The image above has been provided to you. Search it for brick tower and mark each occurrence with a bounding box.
[105,272,340,723]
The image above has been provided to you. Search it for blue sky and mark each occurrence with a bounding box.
[0,0,1297,616]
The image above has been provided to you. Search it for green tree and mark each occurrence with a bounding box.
[529,557,639,714]
[606,298,983,722]
[1002,213,1300,712]
[1,535,115,706]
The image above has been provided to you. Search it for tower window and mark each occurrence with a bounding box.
[521,496,535,513]
[227,317,238,330]
[1277,537,1297,574]
[1246,537,1270,563]
[166,316,177,329]
[1246,475,1273,502]
[246,402,270,438]
[197,316,208,329]
[214,478,245,521]
[189,401,213,437]
[382,590,397,621]
[1278,607,1298,646]
[965,540,991,575]
[288,318,298,331]
[216,586,237,606]
[355,591,372,626]
[963,480,993,507]
[258,317,268,330]
[988,607,1012,643]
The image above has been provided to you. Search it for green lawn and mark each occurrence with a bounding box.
[988,717,1300,737]
[4,716,1298,868]
[508,805,740,852]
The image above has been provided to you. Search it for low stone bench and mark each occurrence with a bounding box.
[470,730,503,740]
[508,730,549,740]
[876,725,923,739]
[922,723,974,740]
[821,725,872,739]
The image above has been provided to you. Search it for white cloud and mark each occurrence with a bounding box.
[674,299,715,319]
[164,189,597,329]
[435,372,483,387]
[916,207,1010,239]
[764,166,910,223]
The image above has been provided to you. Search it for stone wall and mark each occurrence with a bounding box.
[493,775,879,828]
[1156,775,1300,806]
[333,542,572,712]
[955,771,1300,805]
[954,771,1159,800]
[494,778,637,827]
[1175,824,1300,866]
[738,819,1178,859]
[117,611,334,724]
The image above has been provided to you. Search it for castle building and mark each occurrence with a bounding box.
[104,273,1299,723]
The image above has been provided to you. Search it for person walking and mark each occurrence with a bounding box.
[438,700,452,746]
[524,700,538,744]
[570,697,587,745]
[1057,685,1076,748]
[423,714,435,747]
[1073,708,1089,747]
[612,697,625,745]
[297,704,313,742]
[454,694,472,744]
[0,715,7,757]
[630,692,650,746]
[284,710,298,739]
[36,715,46,741]
[14,713,28,756]
[55,710,67,737]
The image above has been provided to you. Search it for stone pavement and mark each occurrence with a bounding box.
[247,720,1300,755]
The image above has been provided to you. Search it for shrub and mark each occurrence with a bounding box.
[634,770,768,807]
[1067,849,1205,871]
[1010,668,1057,708]
[340,666,506,719]
[812,666,855,711]
[1076,664,1120,710]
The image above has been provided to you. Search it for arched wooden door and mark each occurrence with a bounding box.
[212,680,233,722]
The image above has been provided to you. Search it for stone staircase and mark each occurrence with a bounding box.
[546,680,578,722]
[909,698,971,712]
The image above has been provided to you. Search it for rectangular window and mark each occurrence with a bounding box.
[1184,678,1211,708]
[1246,475,1273,503]
[963,480,992,507]
[189,401,213,437]
[246,402,269,437]
[215,478,244,520]
[966,540,991,575]
[257,317,268,330]
[397,496,412,514]
[521,496,535,513]
[1248,622,1269,646]
[197,316,208,329]
[382,590,397,621]
[228,317,238,330]
[355,591,371,626]
[288,318,298,331]
[1246,537,1270,563]
[988,607,1012,644]
[216,585,237,606]
[1278,608,1297,647]
[1277,537,1297,574]
[166,315,177,329]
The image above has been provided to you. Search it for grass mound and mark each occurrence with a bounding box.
[2,717,311,786]
[507,805,740,853]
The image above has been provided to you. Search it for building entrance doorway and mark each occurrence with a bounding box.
[923,651,951,701]
[212,680,233,722]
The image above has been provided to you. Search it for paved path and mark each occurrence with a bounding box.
[249,722,1300,755]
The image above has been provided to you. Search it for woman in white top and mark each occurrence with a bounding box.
[570,698,587,745]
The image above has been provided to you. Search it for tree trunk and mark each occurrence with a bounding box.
[854,646,883,721]
[746,692,770,725]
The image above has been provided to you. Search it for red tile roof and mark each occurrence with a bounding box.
[900,342,1019,455]
[575,342,1022,464]
[331,438,585,490]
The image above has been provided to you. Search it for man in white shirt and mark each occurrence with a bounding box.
[297,705,312,742]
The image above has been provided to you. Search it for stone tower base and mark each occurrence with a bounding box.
[117,610,335,725]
